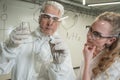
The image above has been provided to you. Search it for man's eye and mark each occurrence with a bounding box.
[93,31,102,38]
[53,17,59,21]
[42,14,50,19]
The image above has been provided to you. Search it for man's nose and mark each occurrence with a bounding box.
[48,18,54,25]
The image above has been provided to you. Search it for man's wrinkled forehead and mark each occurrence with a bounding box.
[43,5,61,16]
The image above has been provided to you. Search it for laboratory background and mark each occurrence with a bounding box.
[0,0,120,79]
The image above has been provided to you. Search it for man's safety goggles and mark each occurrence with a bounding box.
[41,13,68,22]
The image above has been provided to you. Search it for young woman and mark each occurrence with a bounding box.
[77,12,120,80]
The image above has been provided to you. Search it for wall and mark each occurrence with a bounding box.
[58,11,95,67]
[0,0,95,79]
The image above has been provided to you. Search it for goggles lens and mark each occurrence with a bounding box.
[41,13,60,22]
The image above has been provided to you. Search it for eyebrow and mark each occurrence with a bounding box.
[41,13,60,18]
[91,27,102,34]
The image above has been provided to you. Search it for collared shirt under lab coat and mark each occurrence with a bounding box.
[77,52,120,80]
[0,27,76,80]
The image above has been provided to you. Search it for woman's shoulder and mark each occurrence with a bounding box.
[106,57,120,74]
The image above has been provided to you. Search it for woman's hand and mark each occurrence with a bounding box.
[83,43,96,64]
[82,43,96,80]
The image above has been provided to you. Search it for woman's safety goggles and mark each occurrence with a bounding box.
[86,25,119,40]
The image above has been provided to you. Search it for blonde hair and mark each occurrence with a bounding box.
[92,12,120,76]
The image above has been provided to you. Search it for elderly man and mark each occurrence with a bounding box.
[0,1,76,80]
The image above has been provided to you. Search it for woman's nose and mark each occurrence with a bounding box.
[87,32,94,40]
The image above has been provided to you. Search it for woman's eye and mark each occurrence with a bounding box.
[93,31,102,38]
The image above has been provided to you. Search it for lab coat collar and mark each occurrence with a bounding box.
[34,27,59,41]
[34,27,51,41]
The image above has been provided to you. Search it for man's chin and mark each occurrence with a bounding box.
[44,32,54,36]
[41,30,53,35]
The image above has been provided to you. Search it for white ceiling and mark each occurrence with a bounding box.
[79,0,120,11]
[65,0,120,12]
[79,0,119,4]
[21,0,120,16]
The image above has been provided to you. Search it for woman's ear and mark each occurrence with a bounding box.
[108,37,117,45]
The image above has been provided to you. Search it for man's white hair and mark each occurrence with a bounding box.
[41,1,64,17]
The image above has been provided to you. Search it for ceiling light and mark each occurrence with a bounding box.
[88,2,120,6]
[82,0,86,5]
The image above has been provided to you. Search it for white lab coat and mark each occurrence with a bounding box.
[0,27,76,80]
[77,52,120,80]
